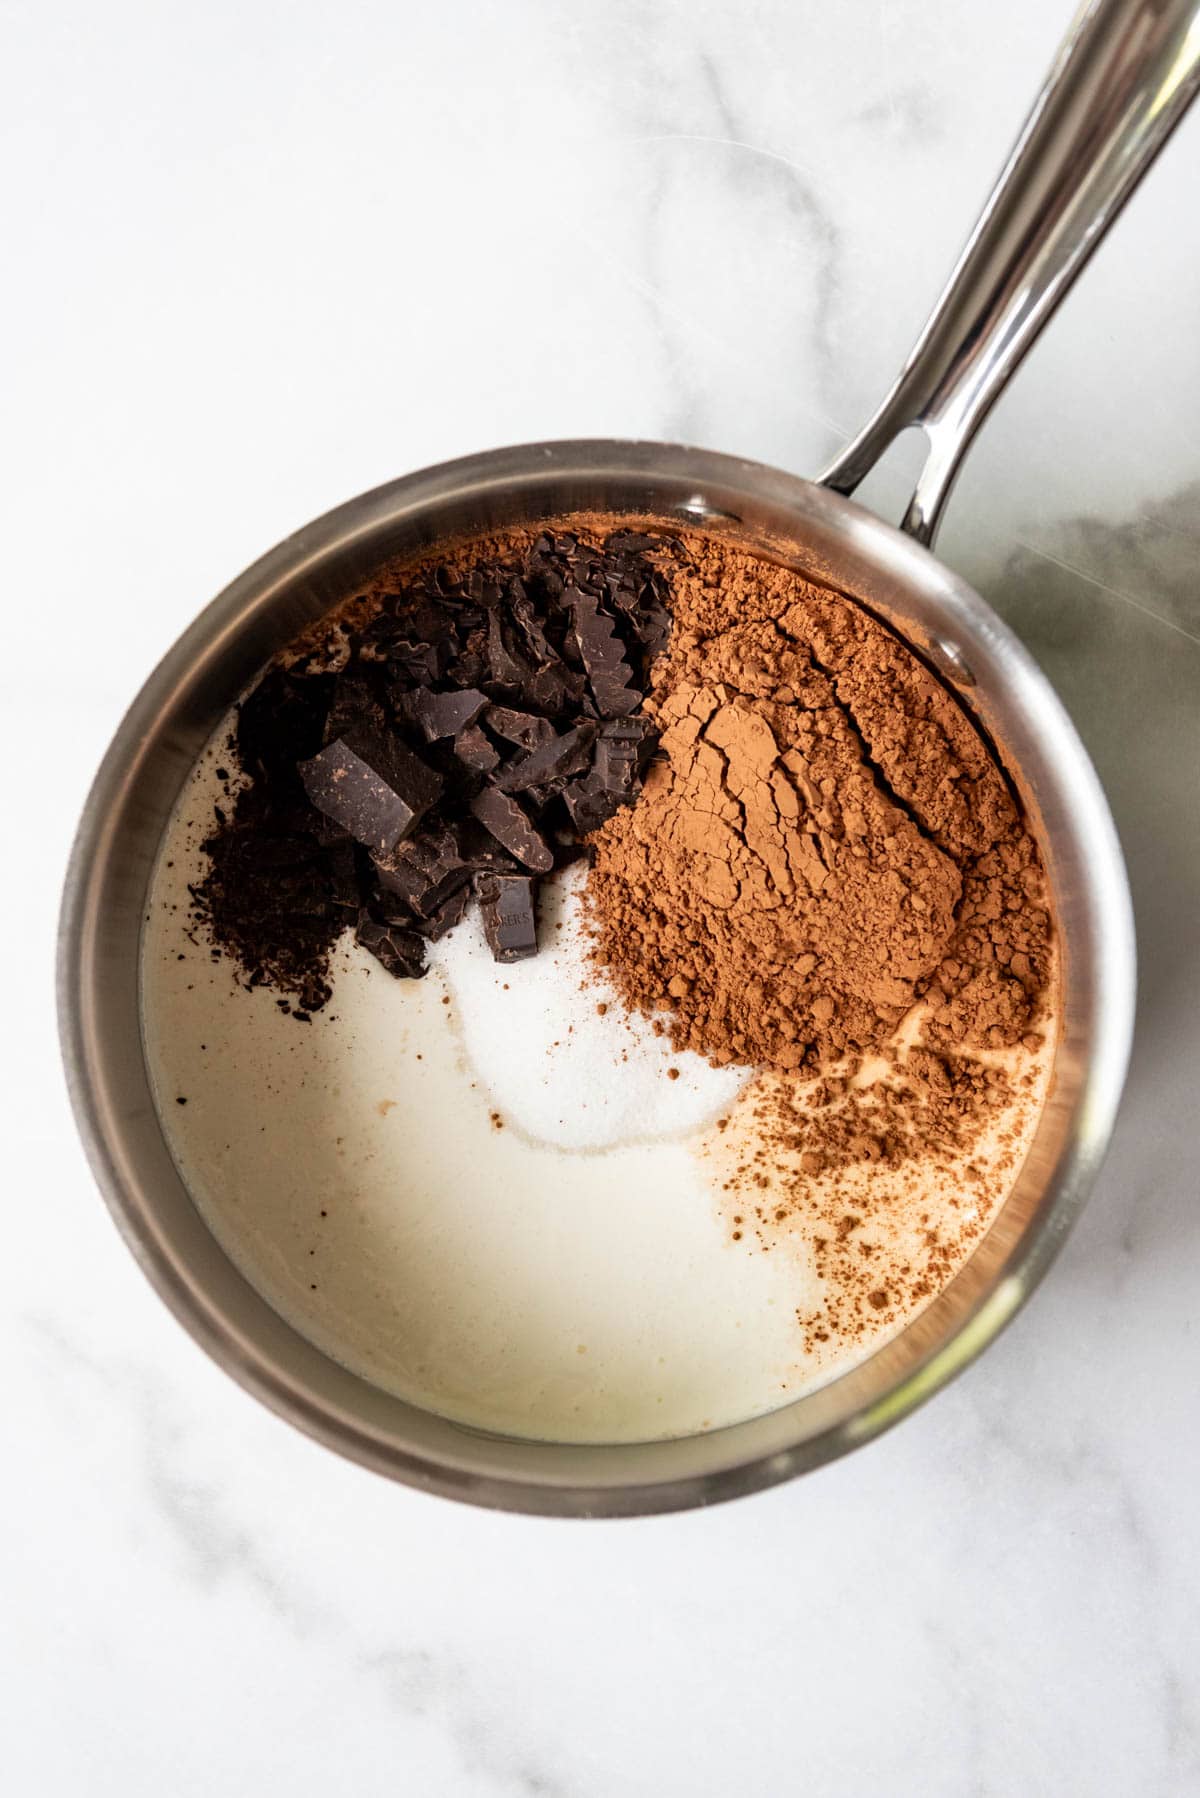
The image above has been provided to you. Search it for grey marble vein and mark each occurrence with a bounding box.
[363,1648,577,1798]
[542,0,848,461]
[24,1312,332,1634]
[854,83,947,146]
[21,1309,582,1794]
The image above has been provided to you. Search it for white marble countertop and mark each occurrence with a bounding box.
[7,1,1200,1791]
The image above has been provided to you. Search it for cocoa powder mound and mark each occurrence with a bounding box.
[585,531,1054,1076]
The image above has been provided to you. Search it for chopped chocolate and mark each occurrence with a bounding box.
[567,588,640,717]
[495,721,597,794]
[596,715,655,784]
[562,718,656,833]
[369,888,415,928]
[508,589,558,667]
[609,574,671,661]
[359,598,455,681]
[418,881,472,942]
[404,686,488,742]
[195,524,680,1007]
[446,625,490,691]
[355,913,428,978]
[484,705,555,751]
[469,786,554,872]
[301,805,357,848]
[244,834,318,871]
[299,726,443,855]
[561,778,615,834]
[373,826,471,918]
[456,820,521,876]
[485,610,537,694]
[526,660,587,717]
[477,873,538,963]
[274,869,334,918]
[453,723,501,775]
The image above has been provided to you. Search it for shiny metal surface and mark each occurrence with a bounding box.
[58,0,1176,1515]
[822,0,1200,544]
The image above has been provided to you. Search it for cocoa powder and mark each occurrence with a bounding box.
[586,530,1054,1076]
[580,526,1056,1354]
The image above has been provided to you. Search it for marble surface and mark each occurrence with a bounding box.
[6,0,1200,1791]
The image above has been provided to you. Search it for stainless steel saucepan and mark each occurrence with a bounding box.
[59,0,1198,1514]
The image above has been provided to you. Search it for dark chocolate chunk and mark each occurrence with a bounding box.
[604,565,672,660]
[455,820,521,876]
[195,527,677,1007]
[446,624,490,691]
[494,721,597,794]
[299,726,443,855]
[484,705,555,751]
[485,609,537,693]
[452,723,501,775]
[476,873,538,963]
[369,889,415,928]
[469,786,554,872]
[355,913,427,978]
[509,589,558,668]
[560,778,616,834]
[372,825,471,918]
[386,634,450,683]
[566,588,640,717]
[562,718,656,832]
[404,686,488,742]
[596,715,655,784]
[417,881,472,942]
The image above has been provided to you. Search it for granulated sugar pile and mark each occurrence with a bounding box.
[428,864,745,1153]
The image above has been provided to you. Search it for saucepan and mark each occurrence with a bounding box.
[58,0,1197,1514]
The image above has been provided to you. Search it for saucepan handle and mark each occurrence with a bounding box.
[820,0,1200,546]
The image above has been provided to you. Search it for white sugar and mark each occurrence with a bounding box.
[427,863,746,1152]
